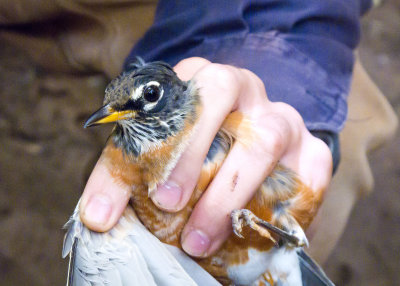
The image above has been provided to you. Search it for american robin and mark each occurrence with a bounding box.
[63,60,334,286]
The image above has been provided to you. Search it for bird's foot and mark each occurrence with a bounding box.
[231,209,308,248]
[231,209,276,244]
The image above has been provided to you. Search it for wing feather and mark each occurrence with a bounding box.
[63,203,202,286]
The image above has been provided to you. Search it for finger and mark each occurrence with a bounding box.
[180,68,331,257]
[180,107,295,257]
[79,156,131,232]
[287,131,333,191]
[173,57,211,80]
[181,105,333,257]
[268,103,333,191]
[150,64,242,211]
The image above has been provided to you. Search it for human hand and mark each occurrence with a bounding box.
[79,57,332,257]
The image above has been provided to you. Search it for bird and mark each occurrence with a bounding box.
[63,59,335,286]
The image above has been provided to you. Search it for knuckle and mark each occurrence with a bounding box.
[263,126,286,156]
[252,112,291,158]
[268,102,305,138]
[199,63,240,93]
[241,68,266,91]
[175,57,210,70]
[183,57,211,66]
[272,102,304,126]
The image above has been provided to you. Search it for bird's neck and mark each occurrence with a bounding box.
[112,122,168,157]
[104,110,200,194]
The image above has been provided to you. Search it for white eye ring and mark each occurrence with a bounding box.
[131,85,143,100]
[143,81,164,111]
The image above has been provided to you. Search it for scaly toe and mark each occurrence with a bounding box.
[231,210,245,239]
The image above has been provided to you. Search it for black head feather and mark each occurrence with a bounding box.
[104,60,200,156]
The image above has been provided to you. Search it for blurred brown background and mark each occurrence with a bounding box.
[0,2,399,285]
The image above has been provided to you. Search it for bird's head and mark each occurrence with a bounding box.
[84,60,200,156]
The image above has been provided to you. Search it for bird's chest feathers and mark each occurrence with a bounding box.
[226,247,301,285]
[104,120,193,189]
[102,122,196,244]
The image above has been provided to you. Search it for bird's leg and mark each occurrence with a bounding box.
[271,210,309,248]
[231,209,276,244]
[231,209,307,247]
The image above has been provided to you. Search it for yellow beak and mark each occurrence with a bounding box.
[84,105,136,128]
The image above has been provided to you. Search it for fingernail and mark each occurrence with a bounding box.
[151,181,182,210]
[182,229,211,257]
[83,194,112,225]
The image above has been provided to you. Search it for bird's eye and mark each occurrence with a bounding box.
[143,85,161,102]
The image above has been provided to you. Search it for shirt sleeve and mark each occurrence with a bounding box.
[125,0,372,133]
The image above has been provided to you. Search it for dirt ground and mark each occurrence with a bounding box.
[0,2,399,286]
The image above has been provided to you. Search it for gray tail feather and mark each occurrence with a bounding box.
[66,238,77,286]
[298,249,335,286]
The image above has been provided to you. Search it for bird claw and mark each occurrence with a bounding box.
[231,210,245,239]
[231,209,309,248]
[233,228,245,239]
[231,209,276,244]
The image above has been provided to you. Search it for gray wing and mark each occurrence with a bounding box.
[297,249,335,286]
[63,202,220,286]
[163,245,221,286]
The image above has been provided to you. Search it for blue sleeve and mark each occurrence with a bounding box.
[125,0,372,133]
